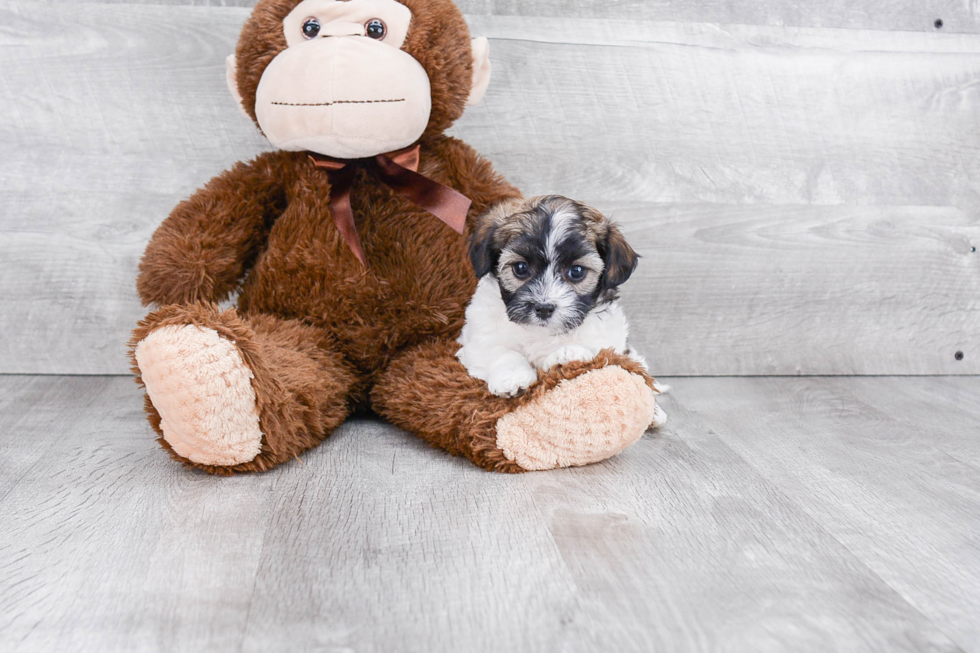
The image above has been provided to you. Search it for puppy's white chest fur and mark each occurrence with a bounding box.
[457,277,645,397]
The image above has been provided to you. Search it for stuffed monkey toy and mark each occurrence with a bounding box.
[130,0,661,474]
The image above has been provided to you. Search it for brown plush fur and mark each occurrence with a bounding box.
[131,0,656,474]
[130,303,365,474]
[371,345,653,472]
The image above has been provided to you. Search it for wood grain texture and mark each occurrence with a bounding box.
[2,375,978,652]
[1,3,979,375]
[616,203,980,376]
[673,376,980,652]
[27,0,980,34]
[0,375,281,651]
[0,2,263,375]
[459,17,980,208]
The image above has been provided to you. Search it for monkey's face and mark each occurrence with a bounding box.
[230,0,490,159]
[256,0,429,158]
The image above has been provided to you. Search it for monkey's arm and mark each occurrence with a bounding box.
[136,152,291,306]
[437,136,522,215]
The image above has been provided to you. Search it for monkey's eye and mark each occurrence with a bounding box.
[302,18,321,39]
[567,265,587,282]
[512,261,531,279]
[365,18,387,40]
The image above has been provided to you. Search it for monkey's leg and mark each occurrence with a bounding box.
[371,339,661,472]
[129,304,362,475]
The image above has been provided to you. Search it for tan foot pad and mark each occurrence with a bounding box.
[496,366,657,471]
[135,325,263,466]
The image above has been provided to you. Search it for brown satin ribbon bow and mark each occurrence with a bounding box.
[308,144,472,265]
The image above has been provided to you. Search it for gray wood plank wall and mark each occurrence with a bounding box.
[1,1,978,375]
[24,0,980,34]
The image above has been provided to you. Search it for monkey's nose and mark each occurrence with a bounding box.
[534,304,555,319]
[318,22,367,37]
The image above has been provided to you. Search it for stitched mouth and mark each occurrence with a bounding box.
[271,98,406,107]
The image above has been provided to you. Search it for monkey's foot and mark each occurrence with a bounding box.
[134,325,263,466]
[495,365,657,471]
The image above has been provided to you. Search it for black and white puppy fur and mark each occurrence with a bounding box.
[457,195,666,424]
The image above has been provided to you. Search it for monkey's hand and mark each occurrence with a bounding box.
[137,153,288,306]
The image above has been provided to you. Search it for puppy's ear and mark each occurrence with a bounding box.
[469,216,499,278]
[470,198,524,277]
[601,223,639,288]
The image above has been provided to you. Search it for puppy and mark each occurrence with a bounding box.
[457,196,665,425]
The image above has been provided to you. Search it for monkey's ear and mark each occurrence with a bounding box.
[601,223,639,288]
[225,54,251,119]
[466,37,492,107]
[469,218,498,278]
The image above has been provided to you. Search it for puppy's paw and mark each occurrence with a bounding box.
[542,345,595,370]
[650,404,668,429]
[626,349,649,372]
[487,365,539,397]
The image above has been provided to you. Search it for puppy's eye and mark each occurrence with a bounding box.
[512,261,531,279]
[567,265,587,282]
[365,18,387,40]
[302,18,320,39]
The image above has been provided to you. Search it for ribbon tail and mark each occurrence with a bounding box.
[328,169,366,266]
[310,153,367,266]
[374,155,471,234]
[331,188,366,267]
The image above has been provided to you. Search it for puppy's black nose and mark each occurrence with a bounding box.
[534,303,555,319]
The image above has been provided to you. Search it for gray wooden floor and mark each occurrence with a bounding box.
[1,375,978,653]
